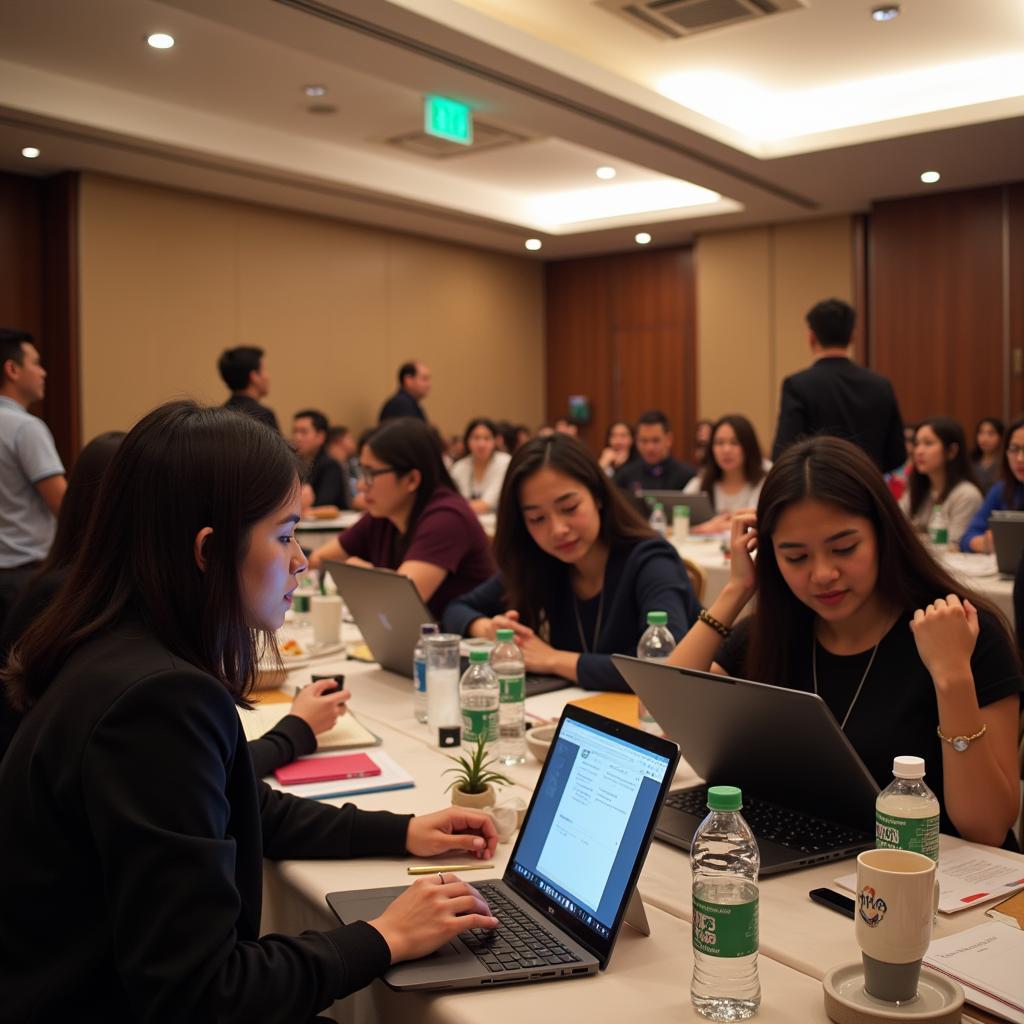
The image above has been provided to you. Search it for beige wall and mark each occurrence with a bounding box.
[78,174,545,443]
[695,215,855,452]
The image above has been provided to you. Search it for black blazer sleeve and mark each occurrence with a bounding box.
[247,713,316,779]
[881,386,908,474]
[772,376,807,460]
[312,459,346,507]
[442,572,506,635]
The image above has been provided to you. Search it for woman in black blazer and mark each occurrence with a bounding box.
[0,401,497,1024]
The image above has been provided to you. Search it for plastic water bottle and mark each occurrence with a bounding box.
[649,502,668,537]
[412,623,438,724]
[636,611,674,734]
[876,756,940,863]
[673,504,690,541]
[459,649,499,748]
[691,785,761,1021]
[928,504,948,546]
[491,628,526,765]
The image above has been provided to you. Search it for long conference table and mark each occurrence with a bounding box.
[256,625,1020,1023]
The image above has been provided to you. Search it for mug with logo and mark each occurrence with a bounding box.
[855,848,939,1002]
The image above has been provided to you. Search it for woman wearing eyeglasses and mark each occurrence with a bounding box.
[308,418,494,618]
[961,417,1024,553]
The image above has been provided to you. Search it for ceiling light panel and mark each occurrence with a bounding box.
[146,32,175,49]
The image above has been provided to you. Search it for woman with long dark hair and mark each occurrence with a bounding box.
[668,436,1022,848]
[962,416,1024,552]
[598,420,635,477]
[970,417,1004,494]
[900,416,982,546]
[444,434,700,691]
[450,416,512,513]
[0,402,498,1021]
[683,414,767,534]
[309,417,493,617]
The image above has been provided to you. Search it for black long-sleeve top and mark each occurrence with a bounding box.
[0,622,410,1023]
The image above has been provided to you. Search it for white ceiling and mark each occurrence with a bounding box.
[0,0,1021,257]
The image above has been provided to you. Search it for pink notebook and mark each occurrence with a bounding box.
[274,752,381,787]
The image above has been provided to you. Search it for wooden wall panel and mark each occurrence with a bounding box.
[0,172,43,347]
[1009,183,1024,421]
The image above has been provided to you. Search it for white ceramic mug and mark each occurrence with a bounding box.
[309,594,342,645]
[855,848,938,1002]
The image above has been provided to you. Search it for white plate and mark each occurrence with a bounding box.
[261,639,346,671]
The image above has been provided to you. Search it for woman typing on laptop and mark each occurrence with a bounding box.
[0,402,499,1022]
[667,436,1023,850]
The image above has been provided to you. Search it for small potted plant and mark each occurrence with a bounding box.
[443,734,513,809]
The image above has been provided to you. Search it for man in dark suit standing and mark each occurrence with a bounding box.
[772,298,905,473]
[379,360,430,422]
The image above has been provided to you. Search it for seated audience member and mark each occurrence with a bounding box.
[614,410,697,493]
[493,420,518,455]
[961,417,1024,552]
[309,418,494,618]
[514,424,531,450]
[971,417,1005,494]
[900,417,983,547]
[885,422,917,501]
[450,418,512,514]
[379,360,430,422]
[0,401,498,1021]
[536,424,555,438]
[668,436,1023,849]
[218,345,278,431]
[683,414,768,534]
[292,409,346,510]
[598,420,635,477]
[553,417,578,437]
[326,425,363,508]
[693,418,713,465]
[443,434,700,692]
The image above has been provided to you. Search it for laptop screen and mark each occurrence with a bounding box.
[507,713,674,955]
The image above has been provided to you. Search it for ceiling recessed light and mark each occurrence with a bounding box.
[635,232,652,245]
[21,146,40,159]
[304,84,327,97]
[524,238,543,251]
[920,170,941,184]
[871,5,900,21]
[146,32,175,49]
[596,166,617,180]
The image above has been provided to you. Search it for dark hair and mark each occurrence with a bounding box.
[293,409,328,435]
[398,361,418,387]
[325,425,349,446]
[1000,417,1024,509]
[494,420,518,453]
[970,417,1005,463]
[463,417,498,453]
[38,431,125,576]
[637,410,671,432]
[493,434,654,630]
[0,328,33,378]
[806,298,855,349]
[697,414,765,499]
[907,417,978,517]
[744,437,1013,686]
[362,417,456,561]
[3,402,301,712]
[217,346,264,391]
[605,420,634,446]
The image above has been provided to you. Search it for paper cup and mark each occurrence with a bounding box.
[310,594,342,645]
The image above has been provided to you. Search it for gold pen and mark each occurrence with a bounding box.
[406,863,494,875]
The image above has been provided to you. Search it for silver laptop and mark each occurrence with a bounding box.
[612,655,878,874]
[989,510,1024,577]
[327,705,679,990]
[637,490,714,526]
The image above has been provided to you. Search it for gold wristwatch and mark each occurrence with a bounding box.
[936,723,986,753]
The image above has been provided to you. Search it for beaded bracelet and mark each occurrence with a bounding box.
[698,608,732,639]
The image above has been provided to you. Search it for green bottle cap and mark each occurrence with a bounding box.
[673,505,688,516]
[495,628,515,642]
[707,785,743,812]
[469,649,491,663]
[647,610,668,626]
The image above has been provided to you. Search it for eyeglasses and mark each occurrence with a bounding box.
[1007,446,1024,458]
[357,464,398,483]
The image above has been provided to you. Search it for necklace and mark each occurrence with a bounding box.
[811,634,882,732]
[572,588,605,654]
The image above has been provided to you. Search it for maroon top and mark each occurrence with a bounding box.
[338,488,494,620]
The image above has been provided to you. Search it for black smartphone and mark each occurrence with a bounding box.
[809,887,855,919]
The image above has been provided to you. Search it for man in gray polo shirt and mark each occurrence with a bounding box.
[0,329,66,628]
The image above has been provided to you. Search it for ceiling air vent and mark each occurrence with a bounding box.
[595,0,806,39]
[385,119,529,159]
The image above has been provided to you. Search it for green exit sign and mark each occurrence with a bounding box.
[424,95,473,145]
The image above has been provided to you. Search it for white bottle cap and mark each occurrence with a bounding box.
[892,755,925,779]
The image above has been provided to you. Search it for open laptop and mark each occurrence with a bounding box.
[637,490,714,526]
[324,561,568,696]
[612,655,878,874]
[989,510,1024,577]
[327,705,679,990]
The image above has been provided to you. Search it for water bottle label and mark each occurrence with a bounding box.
[692,896,758,958]
[499,675,524,703]
[462,708,498,743]
[875,810,939,861]
[929,526,948,545]
[415,660,427,695]
[292,594,310,613]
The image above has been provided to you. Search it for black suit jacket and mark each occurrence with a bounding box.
[378,389,424,422]
[771,356,905,472]
[0,623,410,1023]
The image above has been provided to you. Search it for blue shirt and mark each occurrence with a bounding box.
[959,479,1024,551]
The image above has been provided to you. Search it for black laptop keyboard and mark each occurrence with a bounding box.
[664,785,871,854]
[459,884,583,973]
